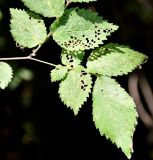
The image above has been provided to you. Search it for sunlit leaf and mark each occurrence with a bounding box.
[51,65,68,82]
[0,62,13,89]
[51,8,118,51]
[21,0,65,17]
[87,43,147,76]
[10,8,47,48]
[93,76,138,158]
[59,68,92,115]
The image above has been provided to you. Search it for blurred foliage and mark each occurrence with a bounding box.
[9,68,34,90]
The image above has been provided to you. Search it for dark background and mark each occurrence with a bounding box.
[0,0,153,159]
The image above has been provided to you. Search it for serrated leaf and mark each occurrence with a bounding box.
[61,49,84,67]
[92,76,138,159]
[68,0,97,2]
[0,62,13,89]
[51,8,118,51]
[21,0,65,18]
[10,8,47,48]
[87,43,148,76]
[51,65,68,82]
[59,69,92,115]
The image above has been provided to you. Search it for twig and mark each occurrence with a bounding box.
[28,57,57,67]
[128,71,153,128]
[0,31,56,67]
[138,72,153,117]
[66,0,71,7]
[30,32,52,57]
[0,56,57,67]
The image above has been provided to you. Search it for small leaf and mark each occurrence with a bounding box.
[92,76,138,158]
[61,49,84,67]
[68,0,97,3]
[59,68,92,115]
[87,43,148,76]
[51,65,68,82]
[10,8,47,48]
[51,8,118,51]
[0,62,13,89]
[21,0,65,18]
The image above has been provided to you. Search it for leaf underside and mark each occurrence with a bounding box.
[10,8,47,48]
[59,69,92,115]
[92,76,138,159]
[51,8,118,51]
[87,43,148,76]
[0,62,13,89]
[51,65,68,82]
[21,0,65,17]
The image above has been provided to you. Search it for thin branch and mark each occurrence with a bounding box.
[46,32,52,38]
[66,0,71,7]
[30,32,52,57]
[128,71,153,128]
[0,31,55,66]
[0,56,28,61]
[0,56,57,67]
[28,57,57,67]
[138,72,153,117]
[31,44,41,57]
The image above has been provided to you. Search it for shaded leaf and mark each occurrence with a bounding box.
[0,62,13,89]
[59,68,92,115]
[10,8,47,48]
[51,8,118,51]
[92,76,138,158]
[21,0,65,17]
[87,43,147,76]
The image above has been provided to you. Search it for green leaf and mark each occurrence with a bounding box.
[21,0,65,18]
[10,8,47,48]
[59,68,92,115]
[51,8,118,51]
[51,65,68,82]
[68,0,97,3]
[93,76,137,159]
[87,43,148,76]
[0,62,13,89]
[61,49,84,67]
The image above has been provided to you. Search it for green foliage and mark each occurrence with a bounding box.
[61,49,84,67]
[10,8,47,48]
[0,62,13,89]
[9,68,34,90]
[51,65,68,82]
[51,8,118,51]
[59,68,92,115]
[92,76,138,158]
[87,43,148,76]
[1,0,149,158]
[21,0,65,17]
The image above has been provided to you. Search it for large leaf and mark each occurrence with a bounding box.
[51,8,118,51]
[51,65,68,82]
[87,43,148,76]
[59,68,92,115]
[10,8,47,48]
[0,62,13,89]
[61,49,84,67]
[92,76,138,158]
[21,0,65,18]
